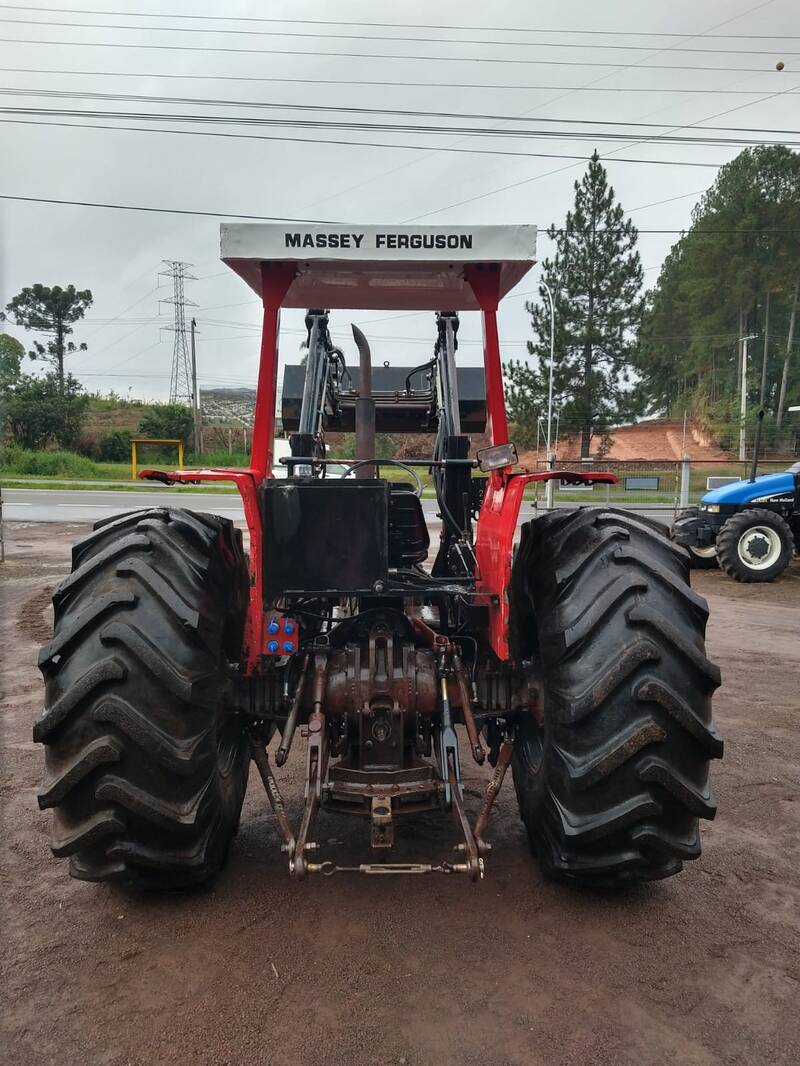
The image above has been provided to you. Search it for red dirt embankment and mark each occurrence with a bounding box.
[521,419,729,465]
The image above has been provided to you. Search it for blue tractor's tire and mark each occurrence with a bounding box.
[671,507,719,569]
[686,546,720,569]
[34,508,250,890]
[716,508,794,583]
[509,507,723,887]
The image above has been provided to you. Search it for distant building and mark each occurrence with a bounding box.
[200,387,286,430]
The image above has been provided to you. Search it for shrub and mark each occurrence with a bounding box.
[95,429,132,462]
[3,372,89,449]
[138,403,193,445]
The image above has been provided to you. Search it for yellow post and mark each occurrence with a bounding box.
[130,438,182,480]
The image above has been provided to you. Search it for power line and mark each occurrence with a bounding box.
[0,192,338,221]
[0,36,786,73]
[4,192,796,231]
[81,280,157,341]
[3,104,795,148]
[405,84,800,219]
[2,16,798,55]
[1,6,797,40]
[3,87,797,137]
[627,190,707,213]
[0,119,730,166]
[397,2,793,223]
[296,1,787,220]
[4,66,794,96]
[99,337,163,374]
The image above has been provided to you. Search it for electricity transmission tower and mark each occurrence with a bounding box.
[159,260,197,405]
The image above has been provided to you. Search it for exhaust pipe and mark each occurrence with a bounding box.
[352,323,376,479]
[749,408,765,483]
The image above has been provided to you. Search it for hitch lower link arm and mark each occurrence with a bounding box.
[251,642,512,880]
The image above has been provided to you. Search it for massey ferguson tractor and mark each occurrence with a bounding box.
[34,225,722,889]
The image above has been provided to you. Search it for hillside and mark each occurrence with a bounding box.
[552,419,729,461]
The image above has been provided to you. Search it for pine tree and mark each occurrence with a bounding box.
[635,147,800,437]
[1,284,92,395]
[504,151,643,458]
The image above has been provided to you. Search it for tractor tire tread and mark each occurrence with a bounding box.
[716,507,794,583]
[35,507,249,891]
[511,506,721,887]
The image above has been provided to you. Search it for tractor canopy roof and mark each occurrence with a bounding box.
[220,223,536,310]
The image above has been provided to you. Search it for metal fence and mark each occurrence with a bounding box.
[525,458,795,519]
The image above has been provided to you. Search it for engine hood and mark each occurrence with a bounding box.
[702,471,796,506]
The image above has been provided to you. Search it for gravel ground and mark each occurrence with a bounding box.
[1,522,799,1066]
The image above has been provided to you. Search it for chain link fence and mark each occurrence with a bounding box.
[524,458,796,519]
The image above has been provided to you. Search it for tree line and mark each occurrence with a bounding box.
[3,149,799,463]
[504,146,800,457]
[0,285,194,455]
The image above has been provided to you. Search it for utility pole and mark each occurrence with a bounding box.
[777,279,799,430]
[739,332,758,462]
[541,280,556,509]
[759,290,771,406]
[190,317,202,455]
[159,260,197,406]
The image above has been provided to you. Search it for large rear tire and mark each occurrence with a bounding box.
[509,507,722,887]
[34,507,250,890]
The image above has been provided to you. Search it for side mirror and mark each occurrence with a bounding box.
[476,442,518,472]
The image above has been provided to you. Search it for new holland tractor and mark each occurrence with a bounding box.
[34,225,722,890]
[673,462,799,582]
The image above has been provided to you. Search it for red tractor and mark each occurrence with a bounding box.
[35,225,722,888]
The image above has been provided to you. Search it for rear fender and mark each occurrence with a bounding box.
[474,469,617,659]
[139,466,264,673]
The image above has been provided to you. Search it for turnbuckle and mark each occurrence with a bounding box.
[306,860,484,877]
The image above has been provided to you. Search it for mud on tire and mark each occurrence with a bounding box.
[34,507,250,890]
[509,508,723,887]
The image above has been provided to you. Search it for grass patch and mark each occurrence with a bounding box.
[0,479,238,494]
[0,445,217,482]
[0,445,127,479]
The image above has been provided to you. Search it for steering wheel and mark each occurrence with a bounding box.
[338,459,424,498]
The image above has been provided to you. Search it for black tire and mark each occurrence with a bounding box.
[686,545,719,570]
[34,507,250,891]
[670,507,718,569]
[716,508,794,583]
[509,507,722,888]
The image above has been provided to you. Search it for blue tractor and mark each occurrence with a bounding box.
[673,461,799,582]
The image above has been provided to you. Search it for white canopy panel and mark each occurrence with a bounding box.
[220,224,536,310]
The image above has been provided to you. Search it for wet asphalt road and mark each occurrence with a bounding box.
[1,487,672,529]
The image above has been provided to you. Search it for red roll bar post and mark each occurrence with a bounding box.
[251,262,296,480]
[464,264,508,449]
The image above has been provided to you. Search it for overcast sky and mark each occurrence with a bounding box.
[0,0,797,401]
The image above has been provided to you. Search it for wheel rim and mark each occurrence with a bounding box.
[736,526,782,570]
[690,544,718,560]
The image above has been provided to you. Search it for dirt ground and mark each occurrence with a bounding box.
[2,522,799,1066]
